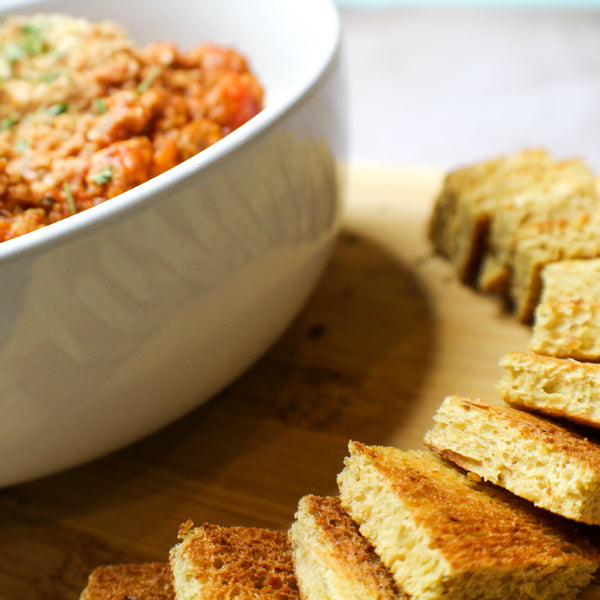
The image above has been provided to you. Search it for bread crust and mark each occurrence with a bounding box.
[425,395,600,523]
[438,396,600,469]
[79,563,174,600]
[478,178,600,294]
[528,258,600,360]
[498,350,600,427]
[511,211,600,322]
[340,442,599,569]
[169,522,298,600]
[428,149,594,290]
[429,149,552,269]
[291,495,406,600]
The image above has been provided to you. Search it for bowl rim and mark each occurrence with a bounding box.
[0,0,342,264]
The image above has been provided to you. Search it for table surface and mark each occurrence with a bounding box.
[6,164,599,599]
[4,5,600,599]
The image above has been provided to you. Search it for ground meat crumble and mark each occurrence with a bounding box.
[0,14,264,241]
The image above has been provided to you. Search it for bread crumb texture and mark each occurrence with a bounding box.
[530,300,600,361]
[337,441,600,600]
[169,522,298,600]
[498,351,600,428]
[79,563,174,600]
[290,494,406,600]
[424,395,600,523]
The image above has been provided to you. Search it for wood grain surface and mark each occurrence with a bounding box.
[1,165,597,599]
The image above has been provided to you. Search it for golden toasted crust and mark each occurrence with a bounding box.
[511,211,600,322]
[341,442,599,569]
[498,351,600,427]
[424,396,600,523]
[337,442,600,599]
[528,258,600,360]
[291,495,405,600]
[477,178,600,294]
[539,257,600,303]
[79,563,174,600]
[169,522,298,600]
[428,149,552,261]
[428,149,593,286]
[530,300,600,362]
[297,495,391,576]
[439,397,600,470]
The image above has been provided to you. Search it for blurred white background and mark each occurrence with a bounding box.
[340,8,600,171]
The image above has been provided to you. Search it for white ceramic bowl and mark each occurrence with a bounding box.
[0,0,345,486]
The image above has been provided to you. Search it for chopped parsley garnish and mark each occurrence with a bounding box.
[63,182,77,215]
[48,102,68,116]
[136,66,161,94]
[3,41,25,64]
[39,70,62,84]
[14,139,29,152]
[2,22,47,64]
[18,24,46,57]
[94,98,108,115]
[20,23,42,36]
[90,165,113,185]
[0,116,16,131]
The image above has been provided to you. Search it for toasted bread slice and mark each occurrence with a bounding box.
[424,395,600,524]
[290,495,406,600]
[528,258,600,360]
[538,256,600,304]
[498,350,600,427]
[169,522,298,600]
[429,148,552,263]
[477,178,600,294]
[337,441,600,600]
[530,300,600,361]
[79,563,174,600]
[510,212,600,322]
[428,149,592,284]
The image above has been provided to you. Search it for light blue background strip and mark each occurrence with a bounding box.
[336,0,600,6]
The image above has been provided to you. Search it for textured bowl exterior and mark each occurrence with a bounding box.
[0,0,346,485]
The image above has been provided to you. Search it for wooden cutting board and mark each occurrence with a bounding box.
[1,164,597,599]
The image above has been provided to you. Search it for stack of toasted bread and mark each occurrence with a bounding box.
[429,148,600,322]
[431,149,600,428]
[80,438,600,600]
[81,149,600,600]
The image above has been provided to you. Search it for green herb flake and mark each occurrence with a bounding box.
[48,102,68,116]
[63,182,77,215]
[18,23,46,57]
[2,40,25,64]
[19,23,40,35]
[2,22,47,64]
[14,139,29,152]
[136,66,161,94]
[94,98,108,115]
[90,165,113,186]
[0,116,16,131]
[39,70,61,84]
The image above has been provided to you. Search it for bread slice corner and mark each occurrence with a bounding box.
[424,395,600,524]
[169,521,298,600]
[528,257,600,360]
[290,494,405,600]
[79,563,174,600]
[498,350,600,428]
[337,440,600,600]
